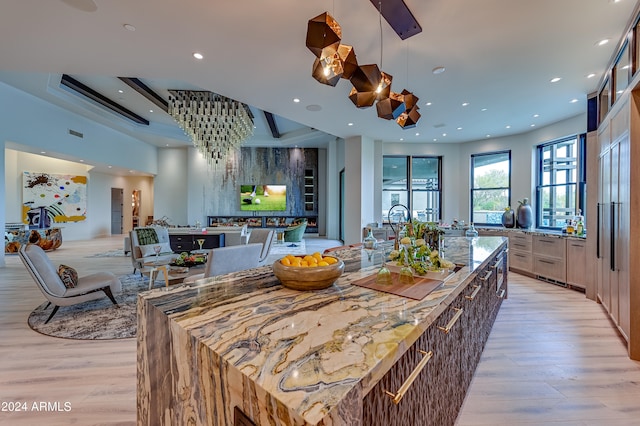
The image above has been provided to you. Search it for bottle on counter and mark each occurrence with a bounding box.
[566,218,575,235]
[576,216,585,237]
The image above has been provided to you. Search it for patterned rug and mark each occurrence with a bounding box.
[86,249,126,258]
[269,239,306,255]
[27,274,146,340]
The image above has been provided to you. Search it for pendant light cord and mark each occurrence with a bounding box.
[379,1,383,69]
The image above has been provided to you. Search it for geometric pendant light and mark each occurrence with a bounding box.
[377,91,406,120]
[396,89,420,128]
[306,12,342,59]
[348,64,383,108]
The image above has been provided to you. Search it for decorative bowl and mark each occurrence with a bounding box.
[272,255,345,290]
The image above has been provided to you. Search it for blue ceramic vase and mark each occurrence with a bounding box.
[501,208,515,228]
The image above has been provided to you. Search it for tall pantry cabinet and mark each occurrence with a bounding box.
[596,91,639,360]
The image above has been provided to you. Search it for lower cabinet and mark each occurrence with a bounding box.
[566,239,587,289]
[362,250,506,426]
[533,236,566,283]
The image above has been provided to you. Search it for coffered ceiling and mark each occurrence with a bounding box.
[0,0,637,150]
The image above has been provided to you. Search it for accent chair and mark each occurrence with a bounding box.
[284,221,307,242]
[18,244,121,323]
[248,228,276,263]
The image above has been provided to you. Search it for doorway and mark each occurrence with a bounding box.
[111,188,123,235]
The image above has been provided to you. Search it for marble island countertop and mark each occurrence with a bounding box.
[137,236,507,425]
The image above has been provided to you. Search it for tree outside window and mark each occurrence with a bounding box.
[471,151,511,225]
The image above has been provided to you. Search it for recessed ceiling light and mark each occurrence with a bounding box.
[486,134,491,138]
[505,125,511,129]
[79,159,84,162]
[123,23,136,31]
[425,102,432,106]
[597,39,610,46]
[462,102,469,107]
[129,170,134,173]
[149,109,154,113]
[432,66,446,75]
[442,133,447,137]
[457,127,462,130]
[40,151,46,154]
[570,98,579,103]
[399,138,404,141]
[166,144,169,147]
[530,124,536,127]
[193,52,204,60]
[108,165,112,168]
[415,132,420,136]
[533,114,539,118]
[293,98,300,103]
[433,138,438,142]
[550,77,562,83]
[348,122,354,126]
[481,108,487,112]
[118,89,124,93]
[587,73,596,79]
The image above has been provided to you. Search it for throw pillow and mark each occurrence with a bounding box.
[58,264,78,289]
[136,228,159,246]
[139,242,173,258]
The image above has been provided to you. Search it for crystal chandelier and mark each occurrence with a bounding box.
[168,90,254,166]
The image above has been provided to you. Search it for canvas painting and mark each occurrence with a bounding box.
[22,172,88,225]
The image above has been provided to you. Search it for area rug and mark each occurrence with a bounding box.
[86,249,126,258]
[269,239,306,256]
[27,274,147,340]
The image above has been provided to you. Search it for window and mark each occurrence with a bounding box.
[382,156,441,223]
[536,135,586,229]
[613,41,630,104]
[471,151,511,226]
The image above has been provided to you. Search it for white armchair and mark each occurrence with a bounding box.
[129,227,176,274]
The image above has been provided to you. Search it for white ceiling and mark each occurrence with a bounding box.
[0,0,637,151]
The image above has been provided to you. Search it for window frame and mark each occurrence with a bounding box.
[535,134,586,230]
[382,155,442,223]
[470,150,511,227]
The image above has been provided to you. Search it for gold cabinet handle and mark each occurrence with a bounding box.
[384,350,433,404]
[479,270,493,281]
[437,308,463,334]
[465,285,482,300]
[498,288,506,299]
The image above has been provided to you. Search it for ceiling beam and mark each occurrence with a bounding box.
[264,111,280,138]
[60,74,149,125]
[118,77,168,112]
[369,0,422,40]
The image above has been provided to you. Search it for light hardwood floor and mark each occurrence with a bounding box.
[1,236,638,425]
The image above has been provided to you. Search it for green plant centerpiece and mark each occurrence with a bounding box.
[388,221,453,276]
[171,252,206,267]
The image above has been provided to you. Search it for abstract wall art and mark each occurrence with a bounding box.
[22,172,88,226]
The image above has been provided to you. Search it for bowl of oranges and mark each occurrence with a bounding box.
[272,252,345,290]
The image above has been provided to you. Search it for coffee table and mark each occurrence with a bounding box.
[142,260,182,290]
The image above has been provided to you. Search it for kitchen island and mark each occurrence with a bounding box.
[137,236,508,426]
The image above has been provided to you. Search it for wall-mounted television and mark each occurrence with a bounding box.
[239,185,287,211]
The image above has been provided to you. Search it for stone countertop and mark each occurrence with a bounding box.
[139,236,507,425]
[476,226,587,240]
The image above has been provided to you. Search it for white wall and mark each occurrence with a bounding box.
[154,147,189,226]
